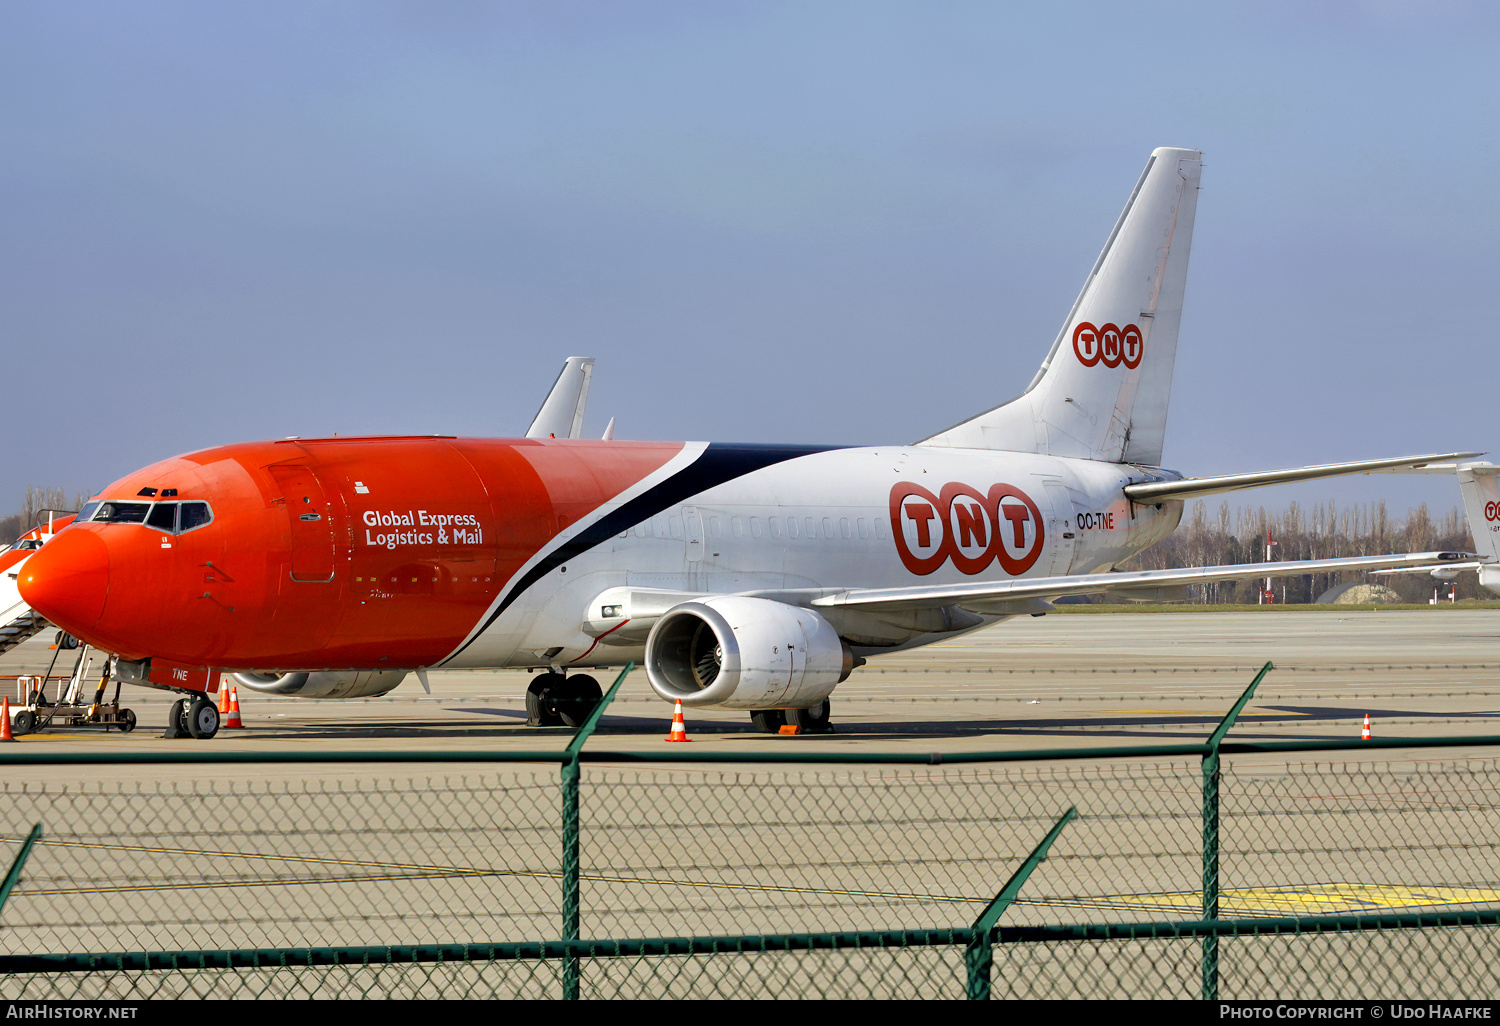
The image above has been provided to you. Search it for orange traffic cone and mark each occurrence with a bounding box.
[1,697,15,743]
[217,677,231,715]
[1361,713,1371,741]
[664,701,691,742]
[225,685,244,729]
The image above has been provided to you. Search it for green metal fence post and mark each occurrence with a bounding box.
[560,663,634,1000]
[0,823,42,922]
[1201,660,1273,1000]
[964,806,1077,1000]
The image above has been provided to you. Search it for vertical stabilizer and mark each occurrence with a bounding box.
[918,147,1202,465]
[526,357,595,439]
[1456,465,1500,590]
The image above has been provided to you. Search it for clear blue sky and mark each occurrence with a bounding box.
[3,1,1496,520]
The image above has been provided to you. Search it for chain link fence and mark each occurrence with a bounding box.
[4,743,1500,998]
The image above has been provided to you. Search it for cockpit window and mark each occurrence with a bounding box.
[89,499,213,535]
[178,502,213,533]
[146,502,178,533]
[92,502,151,524]
[77,502,100,523]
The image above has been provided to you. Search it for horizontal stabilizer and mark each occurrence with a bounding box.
[812,551,1473,614]
[1123,452,1485,505]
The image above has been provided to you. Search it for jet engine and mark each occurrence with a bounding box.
[232,670,409,699]
[645,596,856,710]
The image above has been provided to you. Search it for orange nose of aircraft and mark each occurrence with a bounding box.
[18,528,110,637]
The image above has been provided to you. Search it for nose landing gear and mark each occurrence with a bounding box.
[164,695,219,739]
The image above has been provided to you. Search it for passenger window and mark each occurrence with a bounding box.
[178,502,213,533]
[146,503,178,533]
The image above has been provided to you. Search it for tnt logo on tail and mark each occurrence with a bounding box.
[1073,322,1143,369]
[890,482,1044,577]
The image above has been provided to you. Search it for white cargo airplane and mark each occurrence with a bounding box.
[16,147,1477,737]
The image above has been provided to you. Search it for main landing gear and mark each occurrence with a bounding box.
[164,695,220,740]
[749,699,832,735]
[526,672,603,728]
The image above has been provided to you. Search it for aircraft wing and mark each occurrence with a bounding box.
[811,551,1474,614]
[1123,452,1484,504]
[525,356,595,439]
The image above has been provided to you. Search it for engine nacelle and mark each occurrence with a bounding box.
[645,596,855,710]
[232,670,409,699]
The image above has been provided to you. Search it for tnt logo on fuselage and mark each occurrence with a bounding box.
[890,482,1045,577]
[1073,321,1144,369]
[1485,501,1500,522]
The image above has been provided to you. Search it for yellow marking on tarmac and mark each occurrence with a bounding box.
[11,836,981,904]
[1048,884,1500,917]
[1094,709,1207,716]
[7,837,497,881]
[18,836,1482,916]
[10,836,969,904]
[1092,710,1299,717]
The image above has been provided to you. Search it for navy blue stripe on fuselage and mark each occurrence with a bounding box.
[440,442,848,664]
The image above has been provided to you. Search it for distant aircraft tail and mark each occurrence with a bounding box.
[1456,465,1500,589]
[918,147,1202,466]
[526,357,594,439]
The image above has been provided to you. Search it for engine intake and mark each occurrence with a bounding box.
[645,596,854,710]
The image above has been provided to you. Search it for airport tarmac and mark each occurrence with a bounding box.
[4,608,1500,762]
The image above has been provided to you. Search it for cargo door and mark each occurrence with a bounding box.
[270,464,343,583]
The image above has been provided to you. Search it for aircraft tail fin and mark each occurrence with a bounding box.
[918,147,1202,465]
[526,357,594,439]
[1448,464,1500,593]
[1458,465,1500,562]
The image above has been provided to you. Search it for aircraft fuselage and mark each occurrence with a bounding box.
[19,436,1183,674]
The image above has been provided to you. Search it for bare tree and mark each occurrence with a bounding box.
[1123,498,1474,603]
[9,486,93,542]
